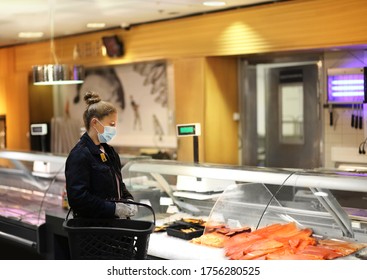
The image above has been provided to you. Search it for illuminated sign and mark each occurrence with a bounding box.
[176,123,201,137]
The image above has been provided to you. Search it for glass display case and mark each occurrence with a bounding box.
[1,152,367,259]
[122,159,367,259]
[0,150,66,250]
[0,150,149,256]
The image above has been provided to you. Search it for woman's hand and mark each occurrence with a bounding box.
[114,201,138,218]
[127,199,138,216]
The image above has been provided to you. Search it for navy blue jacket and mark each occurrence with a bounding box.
[65,132,133,218]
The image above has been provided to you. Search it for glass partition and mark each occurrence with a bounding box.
[122,159,367,243]
[0,151,65,226]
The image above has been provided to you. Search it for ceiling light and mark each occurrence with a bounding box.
[32,0,84,86]
[202,1,226,7]
[18,32,44,38]
[86,22,106,28]
[120,22,130,29]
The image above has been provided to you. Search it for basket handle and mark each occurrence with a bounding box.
[65,207,72,221]
[113,199,156,225]
[64,200,156,225]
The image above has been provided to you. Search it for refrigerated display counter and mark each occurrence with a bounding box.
[0,150,150,259]
[1,152,367,260]
[0,150,65,254]
[121,159,367,260]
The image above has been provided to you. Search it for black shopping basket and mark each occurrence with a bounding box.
[63,200,155,260]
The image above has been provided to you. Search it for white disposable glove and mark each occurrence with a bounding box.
[114,200,138,218]
[126,199,138,216]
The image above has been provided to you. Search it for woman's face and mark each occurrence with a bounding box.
[94,112,118,134]
[97,113,117,133]
[88,112,118,145]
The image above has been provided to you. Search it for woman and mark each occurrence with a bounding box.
[65,91,137,218]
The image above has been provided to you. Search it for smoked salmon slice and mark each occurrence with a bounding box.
[317,239,366,256]
[266,252,324,260]
[193,221,366,260]
[296,245,343,260]
[223,222,366,260]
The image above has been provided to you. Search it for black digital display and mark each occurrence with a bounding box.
[32,126,43,133]
[30,124,47,135]
[102,35,124,57]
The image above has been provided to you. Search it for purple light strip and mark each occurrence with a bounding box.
[331,79,364,85]
[328,73,365,101]
[330,91,364,97]
[331,85,364,91]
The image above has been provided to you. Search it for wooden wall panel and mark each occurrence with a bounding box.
[0,81,6,115]
[14,0,367,73]
[7,0,367,157]
[0,48,11,76]
[0,48,11,114]
[5,71,30,150]
[204,57,238,165]
[0,48,30,150]
[173,58,205,163]
[0,48,29,150]
[28,80,53,123]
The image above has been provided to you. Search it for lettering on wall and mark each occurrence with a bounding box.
[73,40,105,59]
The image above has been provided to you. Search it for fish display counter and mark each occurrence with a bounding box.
[0,150,150,259]
[121,159,367,260]
[0,150,66,254]
[2,152,366,260]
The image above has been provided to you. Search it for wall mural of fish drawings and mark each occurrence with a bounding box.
[133,62,168,107]
[62,61,175,149]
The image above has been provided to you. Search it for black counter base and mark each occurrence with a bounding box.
[0,237,44,260]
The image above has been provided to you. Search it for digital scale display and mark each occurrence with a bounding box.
[179,126,195,135]
[176,123,201,137]
[30,123,48,136]
[176,123,201,163]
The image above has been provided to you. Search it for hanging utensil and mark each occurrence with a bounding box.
[329,104,333,127]
[355,104,359,129]
[359,103,363,129]
[351,103,355,128]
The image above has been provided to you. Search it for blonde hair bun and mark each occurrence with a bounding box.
[84,91,101,106]
[82,90,117,130]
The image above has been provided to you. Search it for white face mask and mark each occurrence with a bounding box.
[94,119,117,143]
